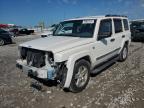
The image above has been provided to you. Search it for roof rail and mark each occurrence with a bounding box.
[105,15,127,18]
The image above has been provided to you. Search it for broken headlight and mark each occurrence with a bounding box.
[47,52,54,65]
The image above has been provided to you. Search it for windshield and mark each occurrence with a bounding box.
[53,20,96,38]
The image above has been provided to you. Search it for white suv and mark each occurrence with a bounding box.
[16,15,131,93]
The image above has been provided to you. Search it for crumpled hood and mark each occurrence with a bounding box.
[20,36,94,53]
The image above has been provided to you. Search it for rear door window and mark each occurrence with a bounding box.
[114,19,123,33]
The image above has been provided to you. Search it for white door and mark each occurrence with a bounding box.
[112,18,124,54]
[92,19,116,66]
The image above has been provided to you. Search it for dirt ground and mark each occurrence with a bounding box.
[0,35,144,108]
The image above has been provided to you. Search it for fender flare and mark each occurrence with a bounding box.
[119,39,130,53]
[63,51,90,88]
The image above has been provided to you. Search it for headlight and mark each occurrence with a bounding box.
[18,46,21,58]
[47,52,54,64]
[18,47,27,59]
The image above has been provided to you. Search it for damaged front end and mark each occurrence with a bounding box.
[16,47,58,80]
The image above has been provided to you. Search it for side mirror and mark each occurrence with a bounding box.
[98,32,112,40]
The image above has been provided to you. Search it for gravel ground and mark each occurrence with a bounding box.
[0,35,144,108]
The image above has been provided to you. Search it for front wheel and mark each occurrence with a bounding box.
[118,44,128,62]
[69,59,90,93]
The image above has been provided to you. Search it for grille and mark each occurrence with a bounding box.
[26,49,46,68]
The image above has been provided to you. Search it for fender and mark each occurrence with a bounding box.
[64,50,90,88]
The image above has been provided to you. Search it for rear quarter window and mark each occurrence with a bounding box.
[114,19,123,33]
[123,19,129,30]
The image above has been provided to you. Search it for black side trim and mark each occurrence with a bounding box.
[96,47,121,60]
[93,54,118,70]
[91,54,119,74]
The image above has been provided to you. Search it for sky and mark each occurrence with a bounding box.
[0,0,144,27]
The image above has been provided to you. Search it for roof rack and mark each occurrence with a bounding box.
[105,15,127,18]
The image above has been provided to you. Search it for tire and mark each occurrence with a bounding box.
[69,59,90,93]
[118,44,128,62]
[0,38,5,46]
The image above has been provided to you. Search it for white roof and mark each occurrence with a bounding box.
[65,16,105,21]
[64,15,128,21]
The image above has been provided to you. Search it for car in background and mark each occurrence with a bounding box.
[130,20,144,41]
[41,24,58,37]
[0,29,13,46]
[19,28,34,35]
[10,28,19,35]
[41,30,53,37]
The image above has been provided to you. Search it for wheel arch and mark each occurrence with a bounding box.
[120,40,130,52]
[75,55,91,65]
[63,51,91,88]
[125,40,129,46]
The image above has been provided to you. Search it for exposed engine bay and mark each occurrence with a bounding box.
[17,47,67,86]
[20,47,46,68]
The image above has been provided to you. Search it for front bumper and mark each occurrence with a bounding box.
[16,59,55,80]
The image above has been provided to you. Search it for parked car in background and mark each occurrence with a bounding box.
[41,30,53,37]
[10,28,19,35]
[0,29,13,46]
[41,24,58,37]
[130,20,144,41]
[19,28,34,35]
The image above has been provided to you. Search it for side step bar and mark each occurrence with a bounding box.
[91,55,119,74]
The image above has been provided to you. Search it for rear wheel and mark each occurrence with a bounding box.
[0,38,5,46]
[119,44,128,62]
[69,59,90,93]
